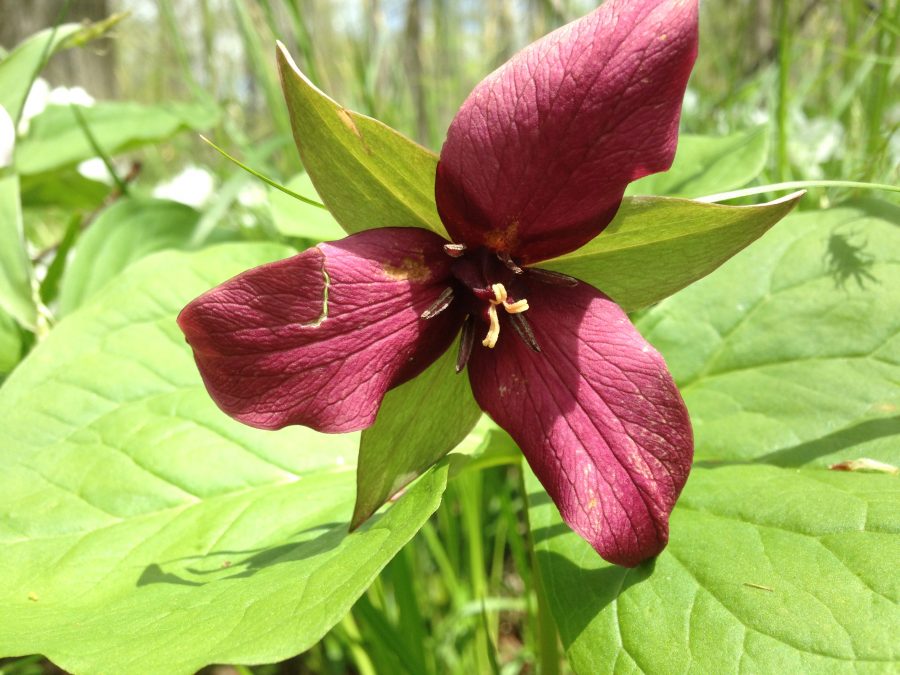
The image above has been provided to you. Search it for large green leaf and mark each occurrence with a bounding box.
[0,173,36,330]
[0,243,449,674]
[15,101,219,176]
[268,172,344,241]
[20,168,109,211]
[540,192,802,312]
[58,197,200,315]
[528,464,900,674]
[627,126,769,198]
[352,337,481,528]
[276,43,447,238]
[638,200,900,465]
[0,17,121,125]
[0,308,23,377]
[529,199,900,673]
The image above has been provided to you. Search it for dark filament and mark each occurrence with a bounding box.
[528,267,578,287]
[456,315,476,372]
[421,287,455,320]
[509,312,541,352]
[497,252,524,275]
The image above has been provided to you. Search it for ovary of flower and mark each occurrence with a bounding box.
[482,283,530,348]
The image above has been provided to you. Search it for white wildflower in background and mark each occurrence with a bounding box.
[789,109,843,179]
[18,78,96,135]
[237,183,267,209]
[77,157,115,184]
[153,166,215,207]
[48,86,95,108]
[18,77,50,135]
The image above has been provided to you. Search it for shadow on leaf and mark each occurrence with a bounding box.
[692,415,900,470]
[137,521,347,587]
[535,549,655,644]
[825,231,877,289]
[528,488,656,642]
[757,415,900,467]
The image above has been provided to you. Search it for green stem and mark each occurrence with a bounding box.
[696,180,900,203]
[518,465,560,675]
[199,135,326,208]
[70,104,128,195]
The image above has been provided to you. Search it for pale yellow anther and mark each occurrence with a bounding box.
[481,282,529,348]
[482,305,501,348]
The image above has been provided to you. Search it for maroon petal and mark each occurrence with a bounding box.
[436,0,698,263]
[468,279,692,566]
[178,228,462,433]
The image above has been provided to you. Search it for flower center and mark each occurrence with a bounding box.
[421,245,566,371]
[482,282,529,348]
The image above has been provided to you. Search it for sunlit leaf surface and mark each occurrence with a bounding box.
[0,244,449,674]
[541,192,802,312]
[639,200,900,465]
[531,200,900,673]
[627,126,769,197]
[353,337,481,528]
[529,465,899,673]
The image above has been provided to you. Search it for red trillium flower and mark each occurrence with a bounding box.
[179,0,698,567]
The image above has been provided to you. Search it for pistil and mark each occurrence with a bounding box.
[482,283,529,348]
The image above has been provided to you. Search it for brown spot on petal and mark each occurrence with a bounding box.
[383,255,434,282]
[483,218,519,253]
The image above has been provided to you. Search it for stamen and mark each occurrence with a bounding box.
[457,315,475,372]
[509,313,541,352]
[497,252,524,274]
[481,282,530,349]
[421,287,455,320]
[504,298,529,313]
[482,304,501,348]
[491,283,507,303]
[528,267,578,287]
[443,243,467,258]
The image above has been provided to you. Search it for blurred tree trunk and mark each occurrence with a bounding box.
[486,0,514,68]
[0,0,117,98]
[403,0,429,144]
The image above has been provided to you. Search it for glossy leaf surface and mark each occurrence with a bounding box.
[638,200,900,464]
[541,192,802,312]
[530,201,900,673]
[0,244,449,674]
[529,465,900,673]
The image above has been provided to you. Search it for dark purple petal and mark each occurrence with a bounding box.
[436,0,698,263]
[468,279,692,566]
[178,228,462,433]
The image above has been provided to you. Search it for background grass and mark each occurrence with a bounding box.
[1,1,897,673]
